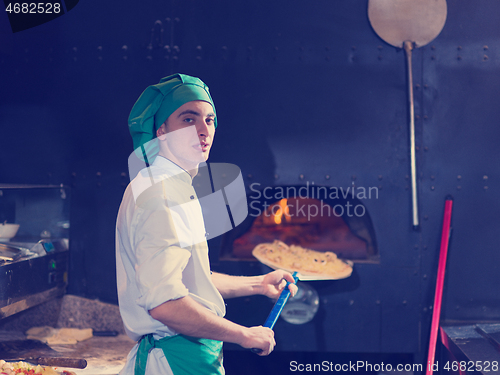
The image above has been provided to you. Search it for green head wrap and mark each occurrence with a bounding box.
[128,73,217,164]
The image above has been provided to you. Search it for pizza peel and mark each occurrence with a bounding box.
[4,356,87,369]
[0,335,87,369]
[368,0,447,229]
[251,243,353,353]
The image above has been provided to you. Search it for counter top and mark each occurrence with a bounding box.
[0,333,135,375]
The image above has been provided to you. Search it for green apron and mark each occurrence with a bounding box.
[134,334,224,375]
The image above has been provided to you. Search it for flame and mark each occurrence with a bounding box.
[273,198,290,225]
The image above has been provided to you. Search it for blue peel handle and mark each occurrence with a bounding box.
[251,272,299,354]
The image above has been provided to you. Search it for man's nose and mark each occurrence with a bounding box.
[197,121,209,136]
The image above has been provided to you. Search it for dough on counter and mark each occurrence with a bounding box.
[26,326,93,345]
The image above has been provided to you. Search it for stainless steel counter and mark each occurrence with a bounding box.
[441,323,500,375]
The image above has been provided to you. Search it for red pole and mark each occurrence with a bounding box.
[426,197,453,375]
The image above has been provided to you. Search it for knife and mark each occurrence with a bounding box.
[5,357,87,369]
[252,272,299,354]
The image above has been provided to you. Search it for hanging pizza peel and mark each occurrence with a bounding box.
[368,0,447,228]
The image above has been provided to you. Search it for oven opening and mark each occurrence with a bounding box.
[220,185,379,263]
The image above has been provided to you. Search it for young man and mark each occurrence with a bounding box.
[116,74,297,375]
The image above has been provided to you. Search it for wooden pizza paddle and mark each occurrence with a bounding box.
[5,356,87,369]
[368,0,447,229]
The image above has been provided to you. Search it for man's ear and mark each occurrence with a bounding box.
[156,125,165,137]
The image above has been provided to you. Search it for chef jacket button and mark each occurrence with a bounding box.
[190,195,195,200]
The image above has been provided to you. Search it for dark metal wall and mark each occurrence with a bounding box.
[1,0,499,360]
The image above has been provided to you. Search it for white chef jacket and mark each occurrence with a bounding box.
[116,156,226,375]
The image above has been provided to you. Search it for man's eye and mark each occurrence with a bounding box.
[206,118,215,125]
[183,118,194,123]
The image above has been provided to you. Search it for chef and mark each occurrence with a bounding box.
[116,74,297,375]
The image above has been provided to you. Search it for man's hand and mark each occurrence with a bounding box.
[238,326,276,356]
[259,269,298,299]
[211,270,298,299]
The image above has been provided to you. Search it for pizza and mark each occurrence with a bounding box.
[252,240,353,280]
[0,360,76,375]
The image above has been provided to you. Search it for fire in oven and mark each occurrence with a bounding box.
[220,183,379,263]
